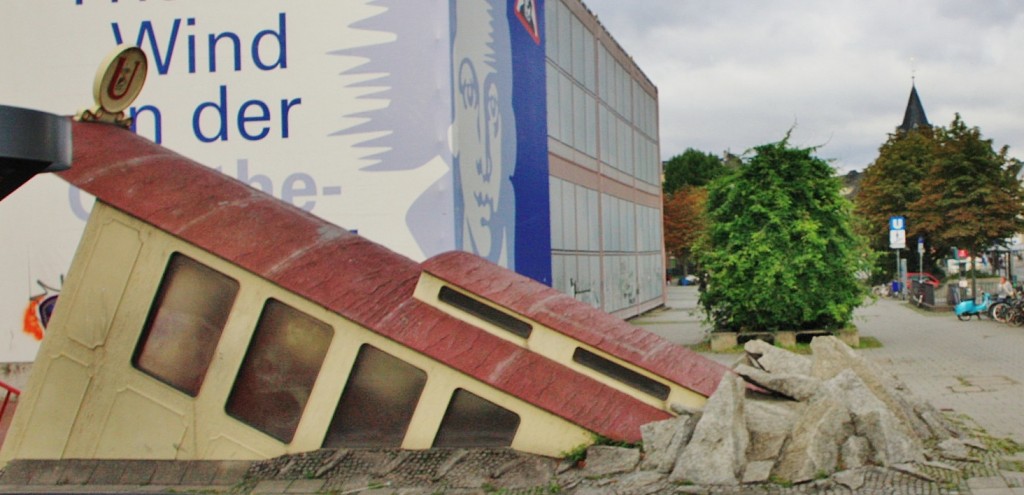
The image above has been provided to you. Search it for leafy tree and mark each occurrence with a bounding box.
[663,186,708,276]
[663,148,726,194]
[909,114,1024,291]
[696,138,871,333]
[854,127,937,283]
[855,114,1024,288]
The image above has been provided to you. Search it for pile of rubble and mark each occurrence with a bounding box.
[579,335,987,490]
[213,336,999,494]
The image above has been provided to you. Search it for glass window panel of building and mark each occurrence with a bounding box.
[545,0,558,57]
[546,63,560,142]
[549,176,564,250]
[574,184,590,252]
[559,73,574,146]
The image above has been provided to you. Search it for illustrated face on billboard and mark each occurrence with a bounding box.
[452,0,517,268]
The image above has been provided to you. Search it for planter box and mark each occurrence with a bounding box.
[709,328,860,351]
[709,332,738,352]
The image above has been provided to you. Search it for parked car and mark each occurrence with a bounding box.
[906,272,941,287]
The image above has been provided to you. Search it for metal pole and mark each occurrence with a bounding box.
[896,249,902,299]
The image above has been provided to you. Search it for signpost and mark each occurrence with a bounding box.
[918,235,924,280]
[890,216,906,297]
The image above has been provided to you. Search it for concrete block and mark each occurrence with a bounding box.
[775,331,797,348]
[88,461,125,485]
[118,460,157,484]
[711,332,737,352]
[151,460,187,485]
[55,459,96,485]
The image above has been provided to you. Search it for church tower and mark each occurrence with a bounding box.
[898,82,930,132]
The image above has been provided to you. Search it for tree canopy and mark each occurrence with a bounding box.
[855,114,1024,282]
[663,186,707,275]
[663,148,726,194]
[911,115,1024,258]
[854,126,936,280]
[696,138,870,332]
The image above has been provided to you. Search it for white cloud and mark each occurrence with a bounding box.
[582,0,1024,171]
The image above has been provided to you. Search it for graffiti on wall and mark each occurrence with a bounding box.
[22,278,61,341]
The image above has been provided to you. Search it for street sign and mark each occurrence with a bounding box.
[890,230,906,249]
[889,216,906,249]
[917,236,924,254]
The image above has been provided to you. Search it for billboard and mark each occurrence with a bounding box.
[0,0,550,362]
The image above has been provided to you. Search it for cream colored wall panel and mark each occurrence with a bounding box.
[203,435,270,460]
[93,387,188,459]
[14,355,92,458]
[400,375,453,449]
[62,217,142,350]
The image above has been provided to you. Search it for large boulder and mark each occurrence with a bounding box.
[772,379,854,483]
[745,397,804,462]
[670,373,748,485]
[828,369,923,465]
[584,446,640,477]
[810,336,931,440]
[735,363,823,401]
[744,339,812,375]
[640,413,699,473]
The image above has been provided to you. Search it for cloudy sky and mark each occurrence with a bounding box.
[580,0,1024,172]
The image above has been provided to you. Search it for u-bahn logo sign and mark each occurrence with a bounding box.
[889,216,906,249]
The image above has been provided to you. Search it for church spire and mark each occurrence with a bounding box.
[898,82,930,132]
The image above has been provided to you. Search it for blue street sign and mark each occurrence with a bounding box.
[889,216,906,231]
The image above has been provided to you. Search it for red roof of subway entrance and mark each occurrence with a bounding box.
[60,120,729,442]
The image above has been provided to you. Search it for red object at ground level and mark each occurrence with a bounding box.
[906,272,940,287]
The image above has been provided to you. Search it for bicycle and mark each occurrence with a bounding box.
[910,282,927,307]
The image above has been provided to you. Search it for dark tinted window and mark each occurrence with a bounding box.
[572,347,670,400]
[226,299,333,443]
[322,345,427,448]
[133,254,238,396]
[438,286,532,338]
[433,389,520,448]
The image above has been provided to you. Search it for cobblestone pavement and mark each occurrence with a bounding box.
[4,286,1024,494]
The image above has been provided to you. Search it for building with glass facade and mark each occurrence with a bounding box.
[546,0,665,317]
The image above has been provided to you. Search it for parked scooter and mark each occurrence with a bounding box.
[955,292,992,321]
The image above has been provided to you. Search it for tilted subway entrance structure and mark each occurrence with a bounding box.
[0,122,727,462]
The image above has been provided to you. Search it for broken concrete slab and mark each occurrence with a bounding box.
[810,336,931,441]
[670,373,748,485]
[744,339,812,376]
[832,468,866,490]
[772,381,854,483]
[584,446,640,477]
[736,363,822,401]
[827,369,923,465]
[640,413,698,473]
[745,397,803,462]
[841,435,870,469]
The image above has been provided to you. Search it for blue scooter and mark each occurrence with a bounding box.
[955,292,992,321]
